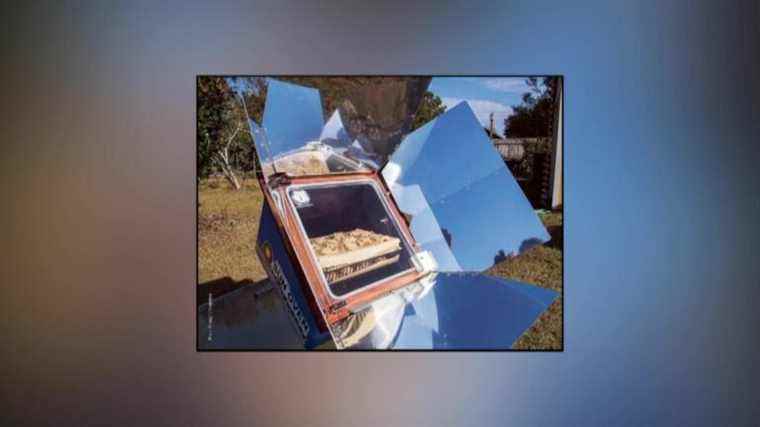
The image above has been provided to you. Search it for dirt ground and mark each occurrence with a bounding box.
[198,176,563,349]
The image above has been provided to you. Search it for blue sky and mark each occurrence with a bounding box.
[428,77,534,137]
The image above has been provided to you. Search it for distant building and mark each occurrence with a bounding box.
[484,113,525,161]
[484,111,562,210]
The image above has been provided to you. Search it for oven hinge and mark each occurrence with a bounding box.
[328,299,348,314]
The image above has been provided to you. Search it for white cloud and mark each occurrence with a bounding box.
[481,78,529,93]
[441,97,513,137]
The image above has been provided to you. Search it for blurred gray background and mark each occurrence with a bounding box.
[1,1,758,425]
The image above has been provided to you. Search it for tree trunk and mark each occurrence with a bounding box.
[215,151,241,190]
[220,160,241,190]
[214,124,243,191]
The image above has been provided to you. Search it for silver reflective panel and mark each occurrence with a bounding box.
[319,110,352,147]
[317,111,382,167]
[383,102,550,271]
[332,292,408,349]
[198,284,303,349]
[390,272,557,349]
[261,79,324,157]
[338,77,431,166]
[248,119,273,165]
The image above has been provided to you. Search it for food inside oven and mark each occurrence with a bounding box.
[289,181,415,297]
[310,229,402,284]
[261,146,367,178]
[262,150,329,177]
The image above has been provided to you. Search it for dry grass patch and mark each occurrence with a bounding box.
[198,177,267,283]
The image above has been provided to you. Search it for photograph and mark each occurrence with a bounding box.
[197,76,564,350]
[8,3,758,424]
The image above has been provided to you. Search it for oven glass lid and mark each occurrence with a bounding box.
[288,181,415,297]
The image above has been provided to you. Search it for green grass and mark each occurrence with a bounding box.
[486,245,563,350]
[198,177,563,349]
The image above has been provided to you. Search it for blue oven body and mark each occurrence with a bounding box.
[256,202,332,349]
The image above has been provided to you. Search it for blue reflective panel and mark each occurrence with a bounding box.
[383,102,549,271]
[391,184,461,271]
[409,207,462,272]
[489,276,559,307]
[198,285,303,349]
[391,183,428,216]
[426,169,549,270]
[391,272,558,349]
[262,79,324,157]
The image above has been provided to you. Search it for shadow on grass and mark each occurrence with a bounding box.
[546,224,563,250]
[197,276,271,307]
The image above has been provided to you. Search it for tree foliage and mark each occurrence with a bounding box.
[504,76,560,138]
[197,77,259,182]
[411,91,446,130]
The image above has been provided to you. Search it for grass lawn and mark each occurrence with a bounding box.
[486,211,563,350]
[198,177,267,284]
[198,177,563,350]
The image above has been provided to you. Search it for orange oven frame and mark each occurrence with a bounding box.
[258,170,425,326]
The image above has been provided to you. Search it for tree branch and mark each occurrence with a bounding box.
[224,123,242,151]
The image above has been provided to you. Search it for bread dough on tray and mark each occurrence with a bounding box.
[262,151,330,177]
[309,229,401,284]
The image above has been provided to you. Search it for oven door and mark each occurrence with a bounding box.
[284,179,418,300]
